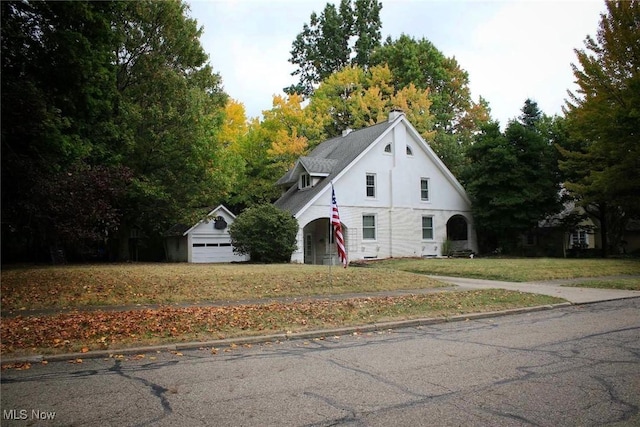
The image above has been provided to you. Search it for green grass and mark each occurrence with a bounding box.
[373,258,640,282]
[562,278,640,291]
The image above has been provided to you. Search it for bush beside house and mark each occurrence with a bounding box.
[229,204,299,263]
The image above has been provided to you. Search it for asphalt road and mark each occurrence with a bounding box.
[2,298,639,427]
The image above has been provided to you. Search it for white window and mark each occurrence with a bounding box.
[300,173,311,189]
[570,230,589,247]
[422,216,434,240]
[384,143,392,153]
[406,145,413,156]
[366,173,376,198]
[420,178,429,201]
[363,215,376,240]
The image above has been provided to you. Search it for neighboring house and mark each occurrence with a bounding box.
[274,110,478,265]
[622,219,640,255]
[531,199,640,257]
[531,201,600,257]
[164,205,248,263]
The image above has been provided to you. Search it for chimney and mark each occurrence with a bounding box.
[388,108,405,122]
[342,128,353,137]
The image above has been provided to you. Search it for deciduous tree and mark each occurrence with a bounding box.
[285,0,382,96]
[306,64,435,143]
[1,0,230,261]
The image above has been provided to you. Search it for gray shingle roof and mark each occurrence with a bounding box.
[274,121,393,214]
[299,157,337,175]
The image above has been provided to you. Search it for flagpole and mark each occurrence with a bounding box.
[329,182,333,287]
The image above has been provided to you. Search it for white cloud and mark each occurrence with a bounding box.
[189,0,606,126]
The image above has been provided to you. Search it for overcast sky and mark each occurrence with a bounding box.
[187,0,605,127]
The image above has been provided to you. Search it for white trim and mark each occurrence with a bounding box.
[398,116,472,205]
[182,205,237,236]
[362,214,377,241]
[366,173,377,198]
[420,177,430,202]
[421,215,434,240]
[293,116,472,218]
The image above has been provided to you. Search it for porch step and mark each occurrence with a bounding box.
[450,249,475,258]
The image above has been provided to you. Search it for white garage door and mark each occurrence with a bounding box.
[191,237,238,263]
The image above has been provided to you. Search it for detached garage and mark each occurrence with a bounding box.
[165,205,248,263]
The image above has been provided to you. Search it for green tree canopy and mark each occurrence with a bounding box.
[462,100,562,253]
[369,34,491,176]
[285,0,382,96]
[559,0,640,255]
[1,0,229,261]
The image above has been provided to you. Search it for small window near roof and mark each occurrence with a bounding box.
[420,178,429,201]
[300,173,311,189]
[366,173,376,198]
[406,145,413,156]
[384,143,392,153]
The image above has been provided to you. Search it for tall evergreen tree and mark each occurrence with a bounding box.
[463,101,561,253]
[559,0,640,255]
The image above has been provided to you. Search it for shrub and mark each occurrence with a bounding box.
[229,204,298,263]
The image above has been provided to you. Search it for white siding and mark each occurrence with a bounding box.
[186,206,249,263]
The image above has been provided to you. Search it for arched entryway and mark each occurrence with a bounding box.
[447,215,469,251]
[303,218,348,265]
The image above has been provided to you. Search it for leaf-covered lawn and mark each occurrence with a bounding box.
[376,258,640,282]
[0,290,562,356]
[1,263,446,312]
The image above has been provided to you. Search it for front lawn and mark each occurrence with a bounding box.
[375,258,640,282]
[1,263,446,312]
[3,258,636,358]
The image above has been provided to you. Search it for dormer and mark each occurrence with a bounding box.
[299,172,311,190]
[276,156,338,192]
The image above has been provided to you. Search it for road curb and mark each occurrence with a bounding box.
[0,302,572,366]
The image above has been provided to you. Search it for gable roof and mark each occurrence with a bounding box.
[275,157,338,186]
[181,204,237,236]
[274,114,471,217]
[274,120,394,214]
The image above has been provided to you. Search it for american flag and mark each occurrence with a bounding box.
[331,186,348,268]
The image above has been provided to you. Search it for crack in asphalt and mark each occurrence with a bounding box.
[592,375,639,422]
[296,311,640,426]
[108,359,173,426]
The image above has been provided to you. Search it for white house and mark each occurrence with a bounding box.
[274,110,478,265]
[164,205,249,263]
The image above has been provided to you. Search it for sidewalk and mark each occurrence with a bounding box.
[428,275,640,304]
